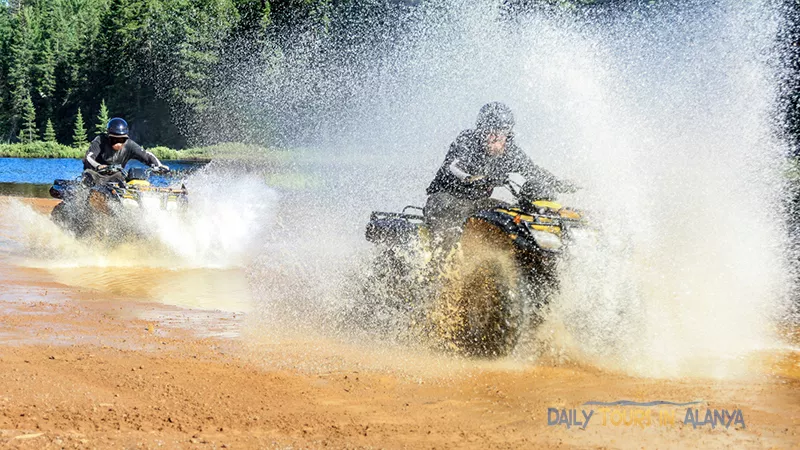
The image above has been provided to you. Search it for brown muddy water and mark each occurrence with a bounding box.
[0,195,797,449]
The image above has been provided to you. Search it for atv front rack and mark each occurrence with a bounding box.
[129,185,188,195]
[369,205,424,223]
[366,205,425,244]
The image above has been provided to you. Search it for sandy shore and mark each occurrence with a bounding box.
[0,197,797,449]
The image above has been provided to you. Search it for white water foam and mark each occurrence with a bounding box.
[236,0,793,378]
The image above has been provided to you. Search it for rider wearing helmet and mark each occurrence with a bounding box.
[424,102,573,246]
[82,117,169,185]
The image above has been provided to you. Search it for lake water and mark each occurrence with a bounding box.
[0,158,205,197]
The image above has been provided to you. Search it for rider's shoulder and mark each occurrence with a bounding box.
[124,139,142,149]
[505,138,526,155]
[453,129,480,146]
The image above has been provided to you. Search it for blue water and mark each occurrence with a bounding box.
[0,158,204,186]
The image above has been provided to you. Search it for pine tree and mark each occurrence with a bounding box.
[35,39,56,118]
[8,6,36,139]
[43,118,56,143]
[72,108,88,149]
[16,91,37,143]
[95,99,109,137]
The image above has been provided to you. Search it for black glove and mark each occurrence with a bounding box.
[97,164,122,175]
[465,174,506,187]
[486,173,508,186]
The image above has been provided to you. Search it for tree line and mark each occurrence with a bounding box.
[0,0,334,148]
[0,0,623,150]
[1,0,798,151]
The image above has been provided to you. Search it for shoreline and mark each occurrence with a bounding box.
[0,142,295,162]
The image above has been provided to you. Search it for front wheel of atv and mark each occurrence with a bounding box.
[457,258,523,357]
[51,201,92,237]
[50,202,68,227]
[436,218,523,358]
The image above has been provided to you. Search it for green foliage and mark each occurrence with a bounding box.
[16,91,38,143]
[95,99,109,137]
[8,6,37,140]
[0,0,252,147]
[0,141,281,160]
[0,0,401,147]
[0,142,84,158]
[43,118,56,143]
[72,108,88,149]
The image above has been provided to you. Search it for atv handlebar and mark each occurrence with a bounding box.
[149,165,170,175]
[503,176,579,203]
[97,164,125,176]
[97,164,169,177]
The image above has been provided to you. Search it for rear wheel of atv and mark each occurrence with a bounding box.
[437,218,523,358]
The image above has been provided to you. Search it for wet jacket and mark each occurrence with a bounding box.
[426,129,564,200]
[83,135,161,170]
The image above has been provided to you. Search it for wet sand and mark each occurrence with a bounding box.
[0,197,798,449]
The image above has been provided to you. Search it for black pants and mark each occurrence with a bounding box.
[423,192,481,249]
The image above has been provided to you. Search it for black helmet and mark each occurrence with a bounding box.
[106,117,129,137]
[476,102,515,134]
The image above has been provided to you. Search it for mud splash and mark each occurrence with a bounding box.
[0,163,276,313]
[235,0,796,380]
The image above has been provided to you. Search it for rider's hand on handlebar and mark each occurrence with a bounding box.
[97,164,121,175]
[465,174,507,187]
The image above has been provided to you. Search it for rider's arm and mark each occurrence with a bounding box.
[83,138,102,170]
[512,145,565,189]
[446,132,482,183]
[448,158,471,181]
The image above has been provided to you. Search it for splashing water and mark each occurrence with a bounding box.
[230,0,794,378]
[536,2,792,378]
[2,0,788,377]
[0,162,277,313]
[2,162,276,270]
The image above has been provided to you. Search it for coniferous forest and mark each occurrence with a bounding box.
[0,0,350,149]
[1,0,799,152]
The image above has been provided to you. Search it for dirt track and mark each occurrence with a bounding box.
[0,197,798,449]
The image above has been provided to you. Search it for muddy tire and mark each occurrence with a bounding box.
[436,218,523,358]
[50,202,69,227]
[456,258,522,357]
[51,201,92,237]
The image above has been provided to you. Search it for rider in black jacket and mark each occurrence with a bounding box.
[424,102,573,246]
[82,117,168,185]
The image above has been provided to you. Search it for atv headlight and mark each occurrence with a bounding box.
[529,229,563,251]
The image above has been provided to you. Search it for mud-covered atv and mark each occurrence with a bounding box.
[49,165,188,238]
[364,176,587,358]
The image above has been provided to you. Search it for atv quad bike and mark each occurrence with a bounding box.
[364,176,586,358]
[49,165,187,239]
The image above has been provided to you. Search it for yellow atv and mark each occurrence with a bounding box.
[50,165,188,239]
[364,177,586,357]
